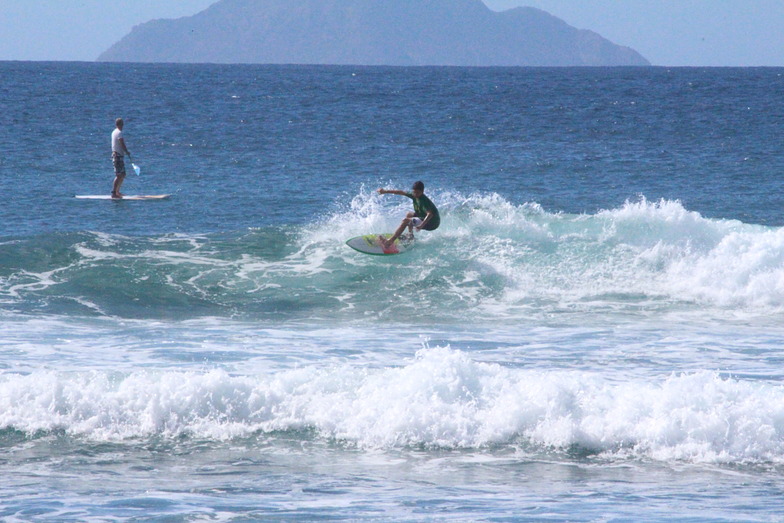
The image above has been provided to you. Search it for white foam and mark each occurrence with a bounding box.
[285,193,784,319]
[2,347,783,464]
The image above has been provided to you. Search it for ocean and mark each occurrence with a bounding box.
[2,62,784,521]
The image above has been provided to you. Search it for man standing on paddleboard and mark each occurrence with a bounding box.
[378,181,440,249]
[111,118,131,199]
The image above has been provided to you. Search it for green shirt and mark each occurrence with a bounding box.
[407,193,440,230]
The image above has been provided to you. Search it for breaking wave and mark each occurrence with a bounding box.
[1,192,783,322]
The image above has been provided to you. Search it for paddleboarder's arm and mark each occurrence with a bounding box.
[118,136,130,157]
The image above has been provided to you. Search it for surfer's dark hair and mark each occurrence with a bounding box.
[412,181,425,191]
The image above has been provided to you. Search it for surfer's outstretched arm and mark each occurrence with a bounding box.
[378,188,409,197]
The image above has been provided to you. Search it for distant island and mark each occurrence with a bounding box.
[98,0,650,66]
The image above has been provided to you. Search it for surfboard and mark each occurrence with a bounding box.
[346,234,414,255]
[74,194,171,200]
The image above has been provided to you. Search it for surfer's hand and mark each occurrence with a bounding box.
[377,188,386,194]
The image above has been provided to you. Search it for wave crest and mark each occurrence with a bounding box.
[2,347,783,464]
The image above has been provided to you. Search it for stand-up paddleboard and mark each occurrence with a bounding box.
[346,234,414,255]
[74,194,171,200]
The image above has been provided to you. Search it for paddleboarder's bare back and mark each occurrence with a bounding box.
[377,181,440,249]
[111,118,131,199]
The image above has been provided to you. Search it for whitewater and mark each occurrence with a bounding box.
[3,63,784,520]
[4,194,784,463]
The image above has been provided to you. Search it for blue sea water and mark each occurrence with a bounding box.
[2,62,784,521]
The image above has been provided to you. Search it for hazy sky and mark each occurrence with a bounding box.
[0,0,782,66]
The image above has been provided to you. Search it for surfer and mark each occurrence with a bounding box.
[111,118,131,199]
[377,181,440,248]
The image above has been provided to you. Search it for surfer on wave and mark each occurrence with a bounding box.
[378,181,440,249]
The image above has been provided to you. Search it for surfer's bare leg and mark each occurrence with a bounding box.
[406,221,415,239]
[381,213,415,247]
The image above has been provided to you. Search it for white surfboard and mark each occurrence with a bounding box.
[74,194,171,200]
[346,234,414,255]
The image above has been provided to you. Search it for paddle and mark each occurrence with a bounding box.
[128,154,141,175]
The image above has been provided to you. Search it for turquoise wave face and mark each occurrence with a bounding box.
[1,193,783,323]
